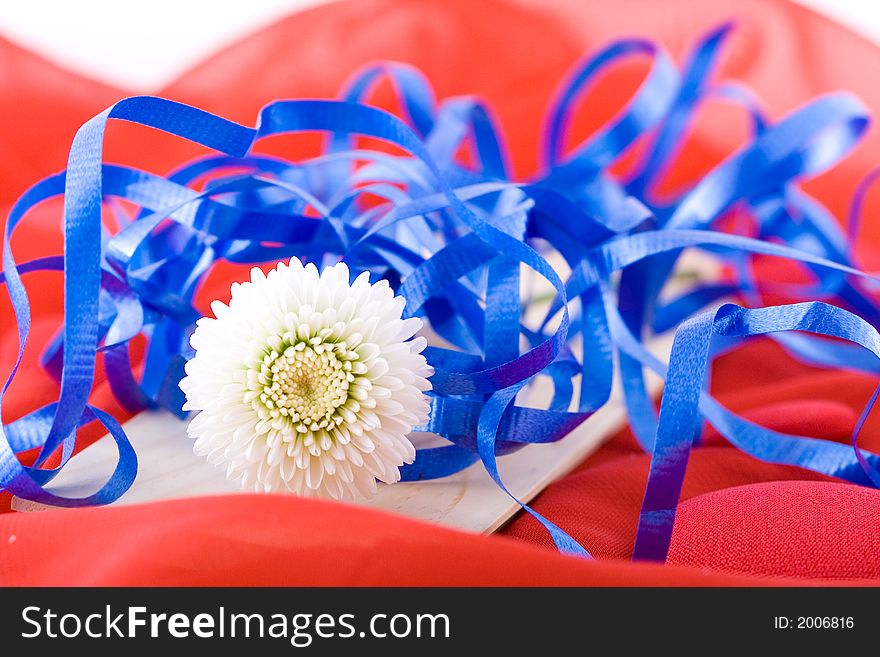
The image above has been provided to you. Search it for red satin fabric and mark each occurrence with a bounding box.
[2,0,880,585]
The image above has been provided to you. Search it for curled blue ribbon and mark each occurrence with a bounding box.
[2,24,879,562]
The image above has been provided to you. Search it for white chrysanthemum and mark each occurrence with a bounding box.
[179,259,432,500]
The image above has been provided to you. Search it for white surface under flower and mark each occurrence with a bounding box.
[179,260,433,500]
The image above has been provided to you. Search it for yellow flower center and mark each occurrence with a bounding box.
[252,332,359,434]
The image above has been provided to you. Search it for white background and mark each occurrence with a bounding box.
[0,0,872,90]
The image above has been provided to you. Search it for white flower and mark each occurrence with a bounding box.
[179,259,433,500]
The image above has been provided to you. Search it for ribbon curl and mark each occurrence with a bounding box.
[2,24,879,561]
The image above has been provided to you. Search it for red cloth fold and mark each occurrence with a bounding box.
[2,0,880,585]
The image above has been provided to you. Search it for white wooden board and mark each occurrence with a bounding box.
[11,333,672,533]
[12,247,721,531]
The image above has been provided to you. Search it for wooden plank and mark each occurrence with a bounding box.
[13,246,719,530]
[10,332,672,533]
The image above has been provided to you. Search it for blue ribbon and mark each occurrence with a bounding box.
[2,24,879,563]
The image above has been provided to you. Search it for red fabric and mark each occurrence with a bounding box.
[667,481,880,580]
[2,0,880,585]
